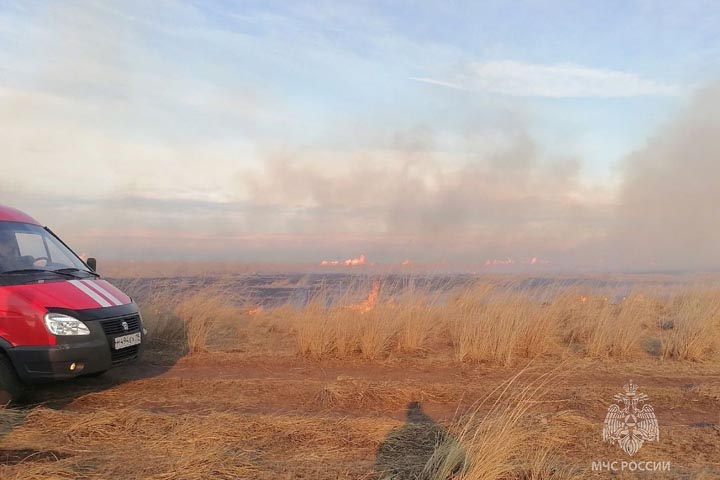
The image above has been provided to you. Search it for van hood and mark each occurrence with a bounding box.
[5,278,132,311]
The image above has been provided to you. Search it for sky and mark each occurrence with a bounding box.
[1,1,720,270]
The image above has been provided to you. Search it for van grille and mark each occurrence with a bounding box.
[99,315,141,336]
[111,345,140,364]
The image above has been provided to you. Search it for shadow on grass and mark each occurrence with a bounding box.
[21,342,186,410]
[375,401,465,480]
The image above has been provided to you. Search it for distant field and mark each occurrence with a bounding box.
[2,271,719,479]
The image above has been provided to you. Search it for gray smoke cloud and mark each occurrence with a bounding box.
[242,130,610,265]
[240,84,720,270]
[611,83,720,271]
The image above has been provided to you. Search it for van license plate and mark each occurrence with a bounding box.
[114,333,141,350]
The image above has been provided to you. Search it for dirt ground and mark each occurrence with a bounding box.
[1,341,719,479]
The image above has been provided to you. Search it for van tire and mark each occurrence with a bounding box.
[0,354,22,407]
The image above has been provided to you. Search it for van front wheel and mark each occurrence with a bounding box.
[0,354,22,407]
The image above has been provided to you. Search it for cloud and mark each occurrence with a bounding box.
[414,61,681,98]
[410,77,467,91]
[0,85,256,203]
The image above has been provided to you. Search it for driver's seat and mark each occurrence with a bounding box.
[0,255,34,272]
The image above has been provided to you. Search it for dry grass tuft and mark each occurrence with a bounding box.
[663,291,720,361]
[519,447,584,480]
[139,288,242,354]
[294,300,339,357]
[0,408,25,431]
[448,289,557,365]
[140,290,188,348]
[556,291,659,359]
[174,293,240,354]
[314,379,454,411]
[356,308,400,360]
[394,301,439,354]
[585,295,645,359]
[419,369,569,480]
[0,463,78,480]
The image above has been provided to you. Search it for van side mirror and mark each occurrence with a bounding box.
[86,257,97,271]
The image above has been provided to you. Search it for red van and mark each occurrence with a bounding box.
[0,205,144,404]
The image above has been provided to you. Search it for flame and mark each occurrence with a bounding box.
[246,306,264,316]
[347,280,380,313]
[320,254,367,266]
[345,254,366,266]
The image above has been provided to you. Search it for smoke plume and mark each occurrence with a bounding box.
[612,83,720,270]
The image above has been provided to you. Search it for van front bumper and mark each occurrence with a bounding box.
[8,338,115,382]
[7,309,144,383]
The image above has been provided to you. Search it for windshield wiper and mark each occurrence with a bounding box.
[52,267,100,278]
[0,268,78,278]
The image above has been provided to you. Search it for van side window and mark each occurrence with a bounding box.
[15,233,47,259]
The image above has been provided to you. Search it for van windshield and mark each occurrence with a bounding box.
[0,221,90,274]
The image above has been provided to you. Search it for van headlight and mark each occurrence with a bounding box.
[43,313,91,336]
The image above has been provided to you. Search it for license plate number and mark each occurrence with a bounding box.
[114,332,141,350]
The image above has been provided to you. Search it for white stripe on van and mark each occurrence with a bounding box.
[69,280,111,307]
[82,280,123,306]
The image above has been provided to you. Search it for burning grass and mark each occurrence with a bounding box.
[236,280,720,365]
[113,270,720,365]
[109,274,720,367]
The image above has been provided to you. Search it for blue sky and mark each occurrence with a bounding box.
[1,1,719,268]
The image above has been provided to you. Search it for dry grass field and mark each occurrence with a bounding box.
[1,274,719,479]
